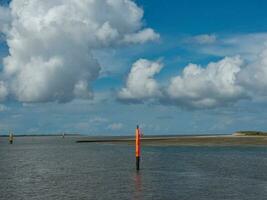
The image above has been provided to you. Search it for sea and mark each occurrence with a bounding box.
[1,136,267,200]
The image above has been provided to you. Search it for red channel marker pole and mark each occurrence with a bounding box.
[135,125,141,171]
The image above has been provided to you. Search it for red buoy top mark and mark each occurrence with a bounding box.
[135,126,141,157]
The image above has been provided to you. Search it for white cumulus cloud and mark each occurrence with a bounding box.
[118,59,163,102]
[166,56,247,108]
[118,56,254,109]
[0,0,159,103]
[238,48,267,97]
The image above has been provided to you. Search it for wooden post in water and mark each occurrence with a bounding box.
[9,132,13,144]
[135,125,141,171]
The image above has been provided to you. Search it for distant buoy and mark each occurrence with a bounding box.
[135,125,141,171]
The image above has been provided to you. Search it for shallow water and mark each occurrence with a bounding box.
[1,136,267,200]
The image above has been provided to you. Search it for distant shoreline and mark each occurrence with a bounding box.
[76,135,267,146]
[2,133,267,146]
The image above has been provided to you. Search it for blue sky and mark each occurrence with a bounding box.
[0,0,267,135]
[139,0,267,34]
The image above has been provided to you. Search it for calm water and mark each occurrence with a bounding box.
[1,136,267,200]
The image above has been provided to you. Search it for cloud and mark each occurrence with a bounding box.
[118,59,163,102]
[191,33,267,60]
[118,57,248,108]
[0,0,159,103]
[237,48,267,97]
[166,56,247,108]
[188,34,217,44]
[119,55,267,109]
[123,28,160,44]
[107,122,123,130]
[176,32,267,107]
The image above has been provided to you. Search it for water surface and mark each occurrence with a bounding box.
[1,136,267,200]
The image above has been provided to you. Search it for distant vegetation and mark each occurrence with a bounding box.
[234,131,267,136]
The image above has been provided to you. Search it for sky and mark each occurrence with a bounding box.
[0,0,267,135]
